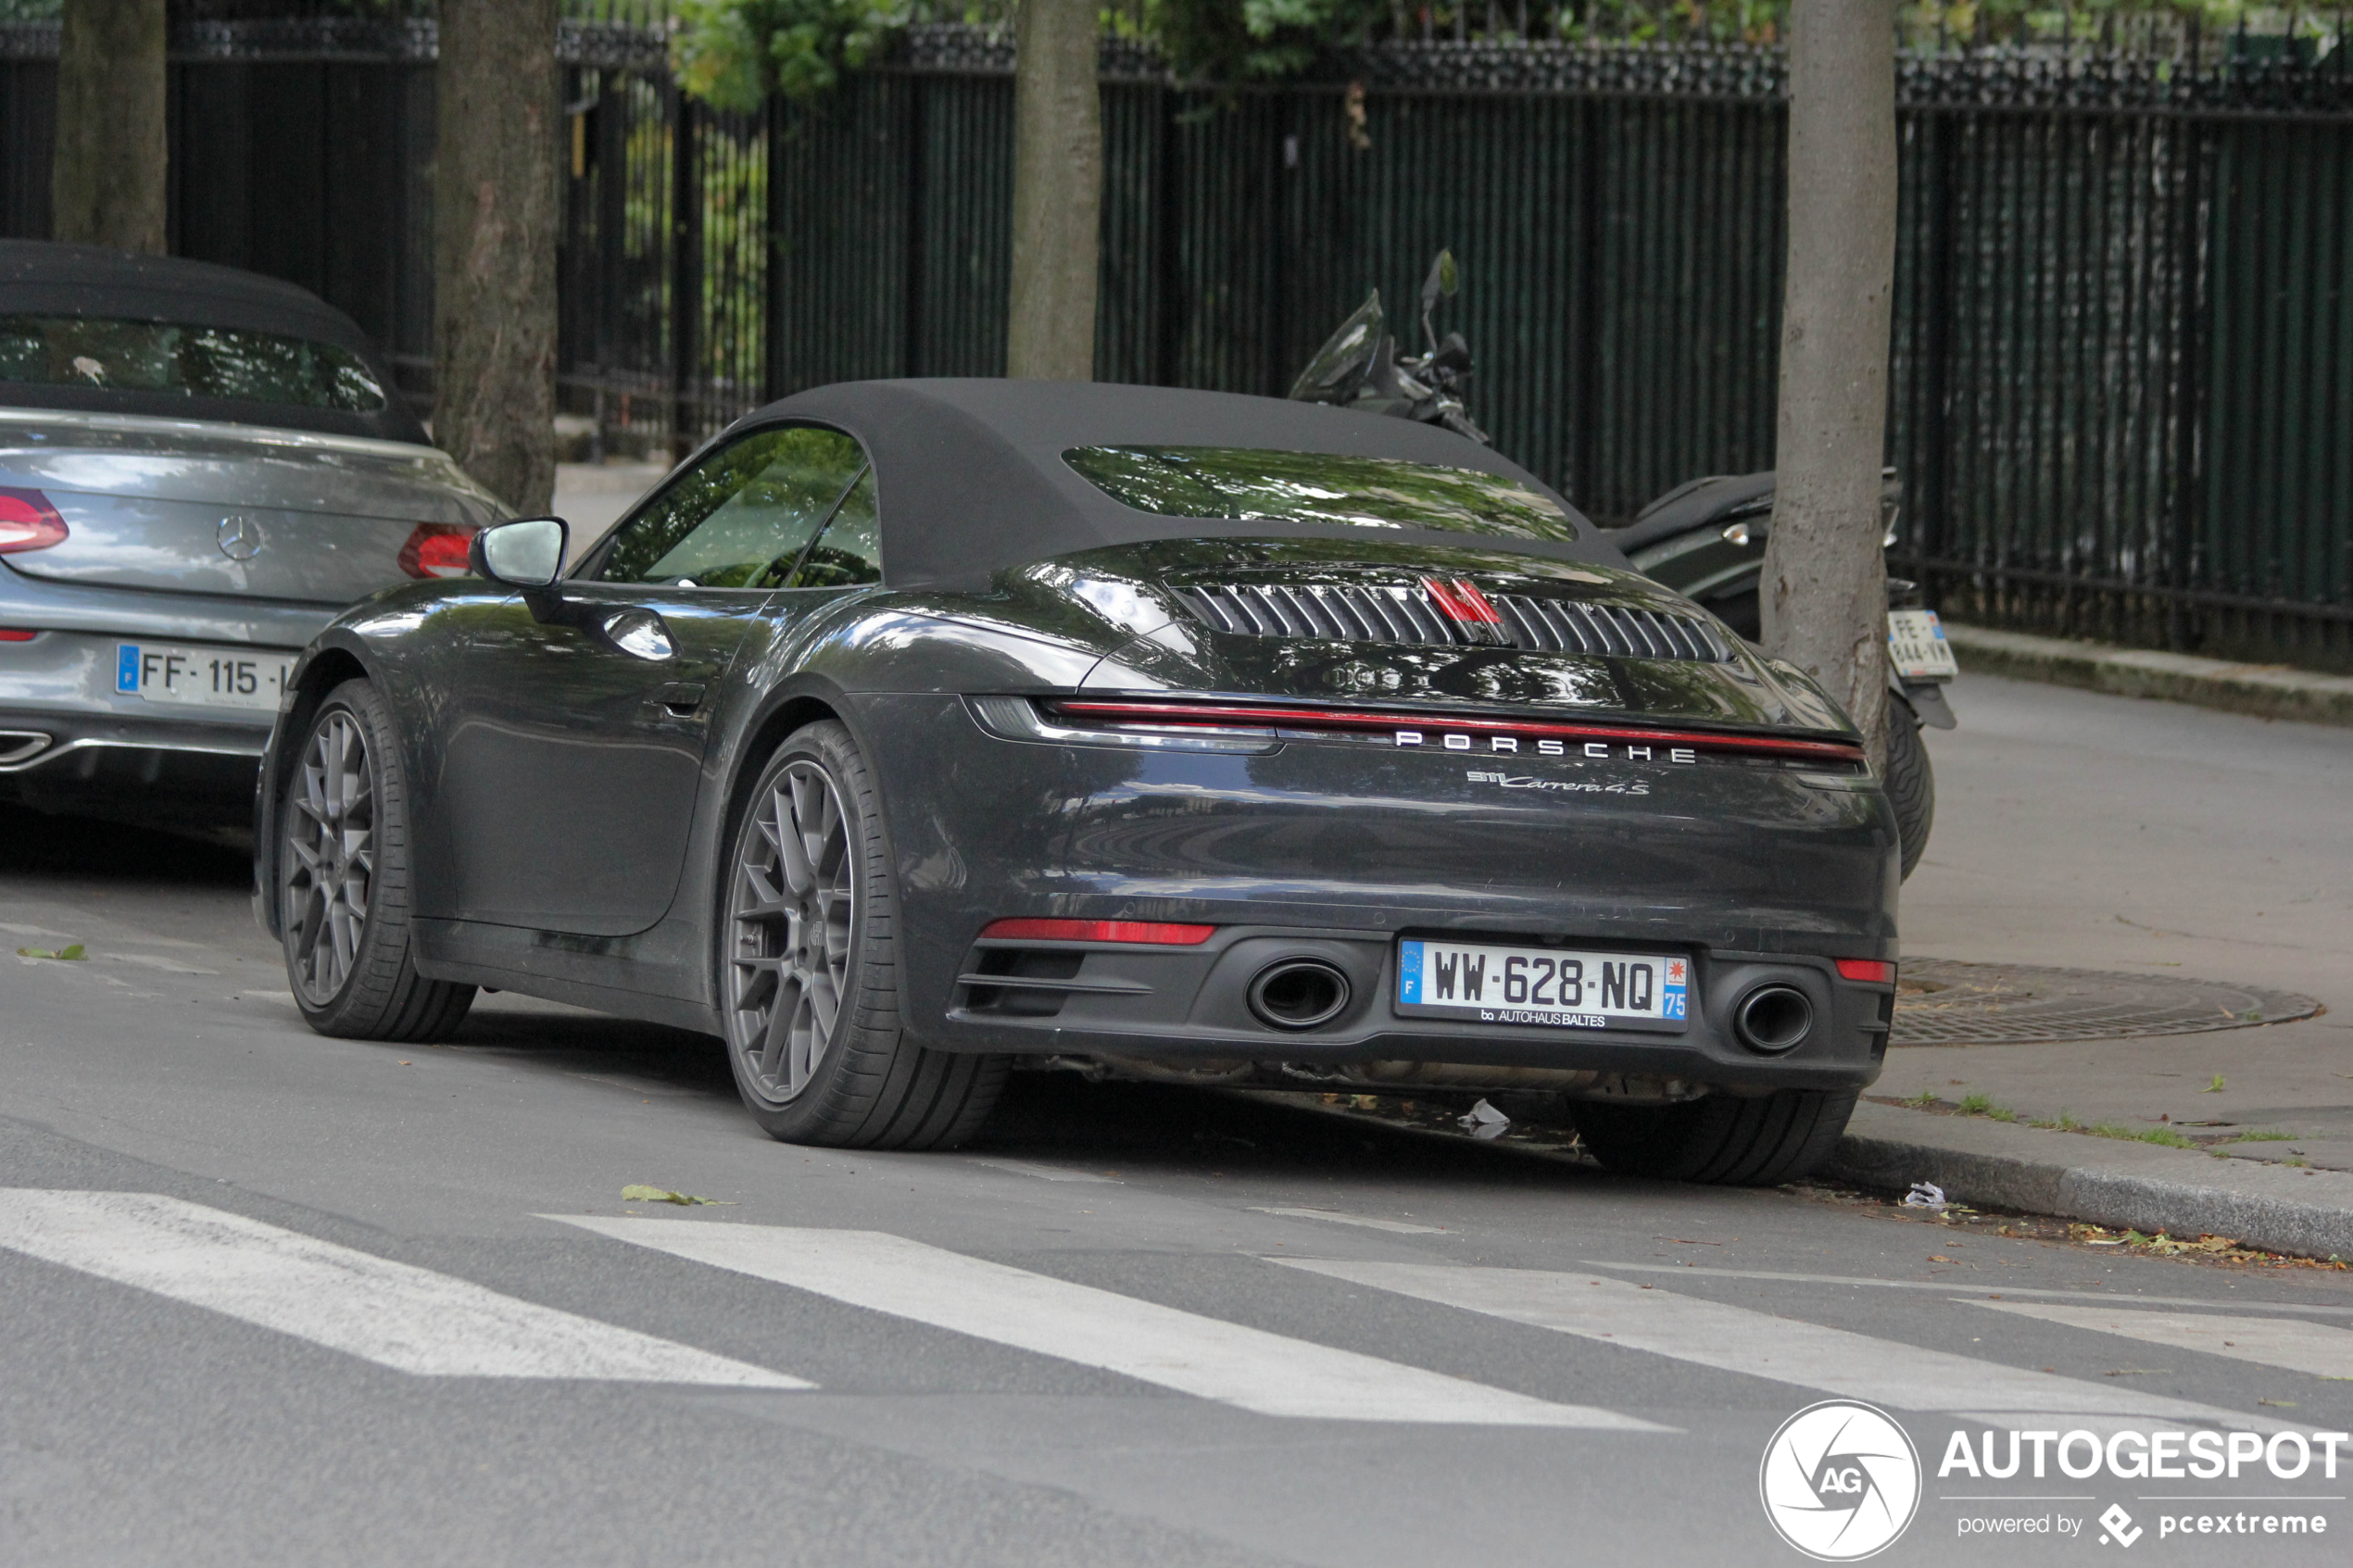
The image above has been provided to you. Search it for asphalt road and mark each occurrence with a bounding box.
[6,686,2353,1566]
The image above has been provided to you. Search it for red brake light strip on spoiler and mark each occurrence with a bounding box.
[1044,699,1867,766]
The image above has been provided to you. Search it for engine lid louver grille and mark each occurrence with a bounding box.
[1176,583,1732,662]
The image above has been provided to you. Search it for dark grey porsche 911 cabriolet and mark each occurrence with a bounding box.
[253,380,1897,1185]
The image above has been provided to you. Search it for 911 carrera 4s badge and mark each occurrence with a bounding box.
[1395,939,1690,1032]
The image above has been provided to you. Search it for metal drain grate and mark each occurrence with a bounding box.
[1889,960,2322,1047]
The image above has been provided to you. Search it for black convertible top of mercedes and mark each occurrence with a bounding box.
[0,241,424,444]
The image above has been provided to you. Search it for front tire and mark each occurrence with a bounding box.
[720,720,1005,1148]
[1570,1086,1858,1186]
[1885,696,1935,882]
[280,679,475,1041]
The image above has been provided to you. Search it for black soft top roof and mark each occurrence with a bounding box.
[743,379,1607,590]
[0,241,428,445]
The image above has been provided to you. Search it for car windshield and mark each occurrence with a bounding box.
[1063,446,1578,544]
[0,314,387,413]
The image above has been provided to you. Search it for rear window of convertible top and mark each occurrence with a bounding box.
[1063,445,1579,545]
[0,315,387,413]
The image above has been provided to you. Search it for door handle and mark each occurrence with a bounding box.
[654,681,706,717]
[601,608,674,660]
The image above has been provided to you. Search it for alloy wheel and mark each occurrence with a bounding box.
[728,759,856,1103]
[283,709,375,1006]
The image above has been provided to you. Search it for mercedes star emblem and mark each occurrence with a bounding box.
[217,514,265,561]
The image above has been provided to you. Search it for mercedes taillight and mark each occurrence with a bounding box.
[398,522,477,579]
[0,488,68,553]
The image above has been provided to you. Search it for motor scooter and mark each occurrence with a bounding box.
[1289,257,1957,878]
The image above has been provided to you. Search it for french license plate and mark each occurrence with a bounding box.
[1886,608,1958,681]
[1396,938,1689,1032]
[115,643,295,711]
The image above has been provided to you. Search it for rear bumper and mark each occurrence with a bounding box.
[0,724,263,822]
[0,609,303,818]
[939,922,1893,1095]
[849,693,1900,1094]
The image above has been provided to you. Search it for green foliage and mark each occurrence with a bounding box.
[673,0,912,110]
[1139,0,1384,82]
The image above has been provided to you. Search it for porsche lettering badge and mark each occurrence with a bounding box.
[1394,730,1698,763]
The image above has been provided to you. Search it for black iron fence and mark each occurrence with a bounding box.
[3,22,2351,668]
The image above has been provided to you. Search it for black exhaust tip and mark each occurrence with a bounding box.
[1733,985,1814,1054]
[1247,960,1352,1031]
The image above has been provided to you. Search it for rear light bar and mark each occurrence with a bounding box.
[1044,699,1867,766]
[0,629,37,642]
[979,918,1216,947]
[398,522,478,580]
[0,488,68,554]
[1835,959,1896,984]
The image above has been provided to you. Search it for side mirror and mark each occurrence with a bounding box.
[1419,249,1458,314]
[470,517,569,589]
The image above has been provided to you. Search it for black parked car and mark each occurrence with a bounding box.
[254,381,1897,1184]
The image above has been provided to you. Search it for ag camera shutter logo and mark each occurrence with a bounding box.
[1759,1399,1922,1561]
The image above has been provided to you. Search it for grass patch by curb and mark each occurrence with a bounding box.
[1876,1095,2306,1158]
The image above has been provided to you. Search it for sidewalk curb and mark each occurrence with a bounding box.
[1828,1101,2353,1261]
[1945,623,2353,729]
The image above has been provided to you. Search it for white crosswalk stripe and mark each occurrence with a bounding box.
[1276,1259,2297,1432]
[1969,1299,2353,1381]
[0,1190,809,1387]
[555,1216,1667,1429]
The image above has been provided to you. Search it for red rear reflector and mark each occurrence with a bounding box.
[398,522,478,579]
[0,488,68,553]
[0,629,35,642]
[980,918,1217,947]
[1835,959,1895,984]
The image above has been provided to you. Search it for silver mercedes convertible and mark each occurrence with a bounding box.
[0,241,507,834]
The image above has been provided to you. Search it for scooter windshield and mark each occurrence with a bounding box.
[1286,290,1384,404]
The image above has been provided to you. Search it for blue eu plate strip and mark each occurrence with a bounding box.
[116,645,141,694]
[1397,940,1423,1004]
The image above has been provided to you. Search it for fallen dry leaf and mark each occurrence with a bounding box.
[620,1185,732,1207]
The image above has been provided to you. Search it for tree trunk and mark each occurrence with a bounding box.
[1006,0,1100,381]
[51,0,167,253]
[432,0,561,515]
[1761,0,1897,770]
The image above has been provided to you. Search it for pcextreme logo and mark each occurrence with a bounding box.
[1760,1400,1923,1561]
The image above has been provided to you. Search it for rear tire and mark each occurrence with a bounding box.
[719,720,1005,1149]
[1570,1086,1859,1186]
[1885,696,1935,882]
[280,679,476,1041]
